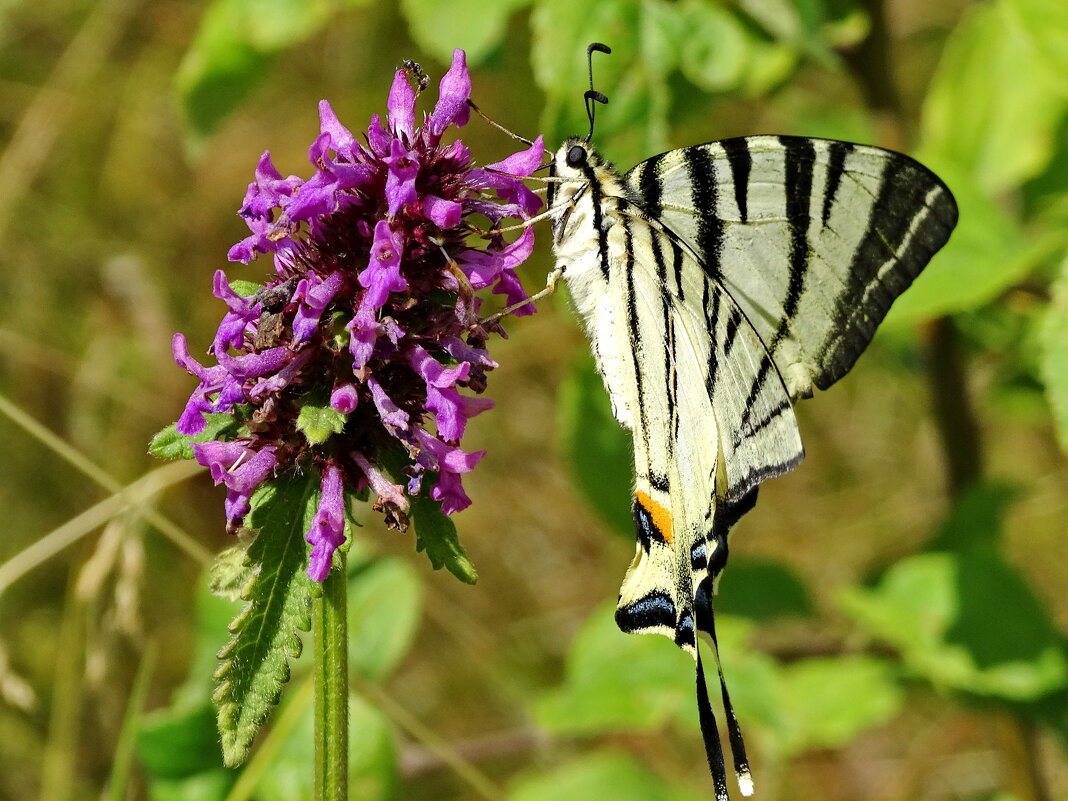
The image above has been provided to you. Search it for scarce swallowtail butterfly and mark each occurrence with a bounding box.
[536,43,958,800]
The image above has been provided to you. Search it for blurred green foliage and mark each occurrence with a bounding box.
[2,0,1067,799]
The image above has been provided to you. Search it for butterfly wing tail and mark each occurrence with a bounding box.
[697,588,754,797]
[696,645,732,801]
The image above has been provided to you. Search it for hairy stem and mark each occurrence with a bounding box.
[314,551,348,800]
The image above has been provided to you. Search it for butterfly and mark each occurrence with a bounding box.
[540,43,958,800]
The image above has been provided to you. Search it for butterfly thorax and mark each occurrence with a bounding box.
[547,138,633,309]
[547,138,629,241]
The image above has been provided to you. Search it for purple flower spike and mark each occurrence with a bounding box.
[306,462,345,581]
[170,50,543,581]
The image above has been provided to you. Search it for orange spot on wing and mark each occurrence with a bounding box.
[635,490,673,544]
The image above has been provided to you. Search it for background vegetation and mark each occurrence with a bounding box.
[1,0,1067,799]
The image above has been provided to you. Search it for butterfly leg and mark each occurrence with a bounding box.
[478,264,566,325]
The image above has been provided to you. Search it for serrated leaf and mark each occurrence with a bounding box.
[1041,254,1068,453]
[208,543,256,602]
[213,475,318,766]
[175,0,332,138]
[677,0,751,93]
[777,656,904,752]
[149,414,244,461]
[557,354,634,538]
[399,0,532,64]
[296,400,346,445]
[410,494,477,583]
[508,749,701,801]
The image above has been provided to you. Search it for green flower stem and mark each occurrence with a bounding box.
[314,550,348,800]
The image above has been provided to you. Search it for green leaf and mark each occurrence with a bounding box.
[213,475,318,766]
[399,0,532,64]
[776,656,904,752]
[677,0,752,93]
[410,494,478,583]
[715,558,813,620]
[919,1,1068,195]
[348,557,424,680]
[1041,254,1068,453]
[296,400,346,445]
[557,354,634,538]
[175,0,332,138]
[738,0,830,60]
[535,601,693,734]
[508,749,701,801]
[149,414,244,461]
[840,551,1068,701]
[1004,0,1068,94]
[255,693,397,801]
[207,543,256,603]
[137,702,224,780]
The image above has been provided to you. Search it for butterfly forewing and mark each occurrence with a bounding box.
[624,136,959,399]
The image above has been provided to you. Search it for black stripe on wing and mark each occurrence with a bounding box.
[638,150,666,219]
[821,140,853,226]
[616,591,676,632]
[816,154,958,387]
[770,136,817,352]
[721,137,751,223]
[683,146,724,281]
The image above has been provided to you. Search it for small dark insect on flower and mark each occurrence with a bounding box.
[171,50,545,580]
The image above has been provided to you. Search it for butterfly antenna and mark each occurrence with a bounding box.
[466,99,535,147]
[584,42,611,141]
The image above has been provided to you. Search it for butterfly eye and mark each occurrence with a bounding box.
[566,145,587,167]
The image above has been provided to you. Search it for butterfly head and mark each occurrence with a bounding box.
[546,136,623,218]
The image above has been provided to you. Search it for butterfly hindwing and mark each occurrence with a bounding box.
[625,136,959,399]
[567,189,802,648]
